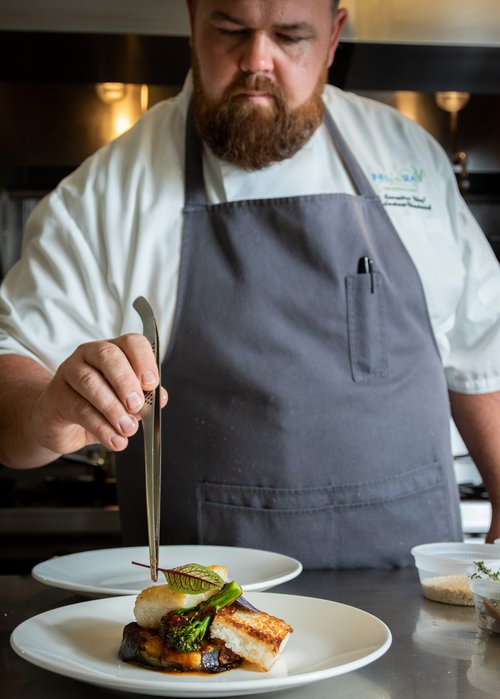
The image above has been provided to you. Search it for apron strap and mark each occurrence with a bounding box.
[322,109,377,198]
[184,100,207,209]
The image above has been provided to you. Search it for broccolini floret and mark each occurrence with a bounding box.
[159,580,243,652]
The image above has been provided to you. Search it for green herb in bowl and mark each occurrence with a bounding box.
[471,561,500,582]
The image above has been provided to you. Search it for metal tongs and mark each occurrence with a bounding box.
[133,296,161,582]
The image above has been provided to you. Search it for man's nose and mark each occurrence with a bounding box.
[239,33,274,73]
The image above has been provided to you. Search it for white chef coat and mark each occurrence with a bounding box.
[0,73,499,394]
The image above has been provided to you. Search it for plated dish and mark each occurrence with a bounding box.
[31,545,302,597]
[10,591,392,698]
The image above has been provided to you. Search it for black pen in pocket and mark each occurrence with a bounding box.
[357,256,374,293]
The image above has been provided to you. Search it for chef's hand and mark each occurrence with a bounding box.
[486,502,500,544]
[31,334,168,456]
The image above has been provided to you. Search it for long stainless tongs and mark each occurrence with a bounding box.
[133,296,161,582]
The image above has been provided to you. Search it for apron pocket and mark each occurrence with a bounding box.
[197,482,341,570]
[346,271,389,382]
[197,462,455,569]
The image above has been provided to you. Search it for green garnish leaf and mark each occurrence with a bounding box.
[471,561,500,581]
[162,563,225,593]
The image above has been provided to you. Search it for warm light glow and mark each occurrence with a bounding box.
[112,115,134,139]
[394,92,420,122]
[95,82,127,104]
[140,84,149,113]
[97,83,151,142]
[435,91,471,113]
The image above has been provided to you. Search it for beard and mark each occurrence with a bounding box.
[191,55,327,171]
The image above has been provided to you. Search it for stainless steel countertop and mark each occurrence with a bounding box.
[3,568,500,698]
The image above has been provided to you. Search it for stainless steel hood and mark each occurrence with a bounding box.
[341,0,500,48]
[0,0,190,36]
[0,0,500,48]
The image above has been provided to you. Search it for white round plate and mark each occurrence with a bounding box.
[31,545,302,597]
[10,591,391,698]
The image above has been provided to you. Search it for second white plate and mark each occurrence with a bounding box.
[32,545,302,597]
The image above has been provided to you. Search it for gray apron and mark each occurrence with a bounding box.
[118,103,462,568]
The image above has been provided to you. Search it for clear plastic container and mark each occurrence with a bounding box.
[411,542,500,606]
[469,562,500,634]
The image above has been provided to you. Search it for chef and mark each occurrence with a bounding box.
[0,0,499,568]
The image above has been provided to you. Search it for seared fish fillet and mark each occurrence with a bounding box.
[119,622,242,673]
[134,565,229,629]
[210,604,293,671]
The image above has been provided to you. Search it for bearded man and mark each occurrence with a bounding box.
[1,0,500,568]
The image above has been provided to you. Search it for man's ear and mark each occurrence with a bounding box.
[186,0,196,31]
[327,8,348,67]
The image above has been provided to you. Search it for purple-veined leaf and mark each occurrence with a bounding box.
[132,561,224,593]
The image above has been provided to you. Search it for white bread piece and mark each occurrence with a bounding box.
[210,604,293,671]
[134,565,228,629]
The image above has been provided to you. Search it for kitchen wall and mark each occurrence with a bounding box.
[2,84,499,174]
[0,82,176,168]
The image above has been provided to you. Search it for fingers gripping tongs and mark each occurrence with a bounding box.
[133,296,161,582]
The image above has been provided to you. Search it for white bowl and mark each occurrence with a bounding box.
[468,561,500,634]
[411,542,500,606]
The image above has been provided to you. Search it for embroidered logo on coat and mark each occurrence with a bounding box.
[371,167,432,211]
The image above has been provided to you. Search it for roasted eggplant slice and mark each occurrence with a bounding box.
[119,622,242,673]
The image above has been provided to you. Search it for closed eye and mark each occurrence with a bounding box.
[275,33,307,44]
[217,26,249,38]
